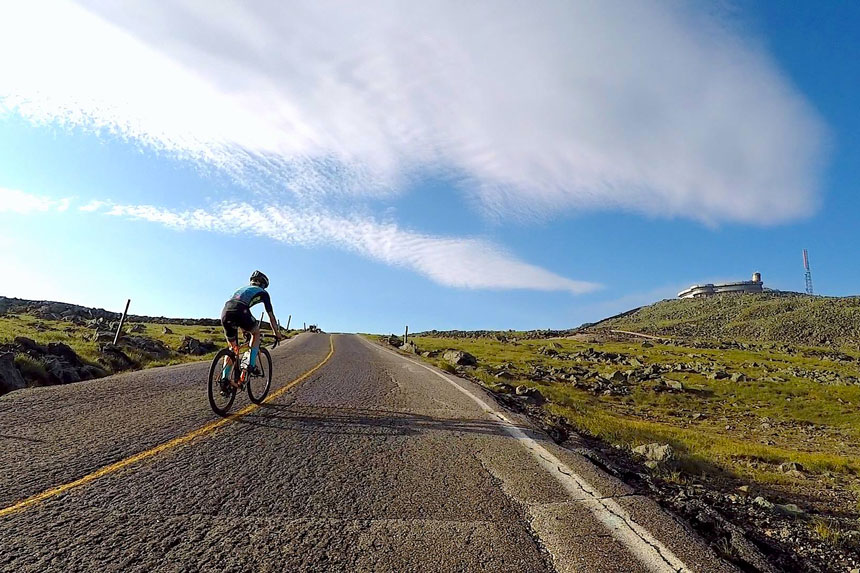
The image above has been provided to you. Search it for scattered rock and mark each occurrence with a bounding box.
[42,355,81,383]
[609,370,626,383]
[0,352,27,394]
[777,462,805,478]
[129,324,146,333]
[774,503,805,517]
[98,344,138,371]
[663,379,684,391]
[162,326,174,335]
[92,331,115,343]
[121,336,171,359]
[400,341,419,354]
[515,385,546,405]
[13,336,46,353]
[177,336,217,356]
[753,496,774,510]
[385,334,403,346]
[632,443,676,469]
[443,349,477,367]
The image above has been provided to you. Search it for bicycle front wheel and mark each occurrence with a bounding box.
[247,347,272,404]
[208,348,237,416]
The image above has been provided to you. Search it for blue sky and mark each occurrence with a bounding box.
[0,1,857,333]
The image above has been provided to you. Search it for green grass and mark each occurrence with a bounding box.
[0,314,293,376]
[13,353,49,385]
[402,335,860,488]
[591,292,860,350]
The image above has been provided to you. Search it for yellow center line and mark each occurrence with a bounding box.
[0,335,336,519]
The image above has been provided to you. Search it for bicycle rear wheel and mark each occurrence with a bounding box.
[247,347,272,404]
[208,348,237,416]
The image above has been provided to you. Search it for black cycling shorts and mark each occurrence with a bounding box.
[220,302,258,341]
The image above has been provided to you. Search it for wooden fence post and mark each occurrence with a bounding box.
[113,299,131,345]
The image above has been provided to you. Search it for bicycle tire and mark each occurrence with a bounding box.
[208,348,237,416]
[247,347,273,404]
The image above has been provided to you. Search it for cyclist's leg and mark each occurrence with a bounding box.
[235,305,262,368]
[220,306,239,379]
[249,322,261,368]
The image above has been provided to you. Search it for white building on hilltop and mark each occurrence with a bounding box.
[678,272,764,299]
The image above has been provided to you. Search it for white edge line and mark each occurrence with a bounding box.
[362,337,693,573]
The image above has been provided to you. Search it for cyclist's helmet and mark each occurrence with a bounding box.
[250,270,269,289]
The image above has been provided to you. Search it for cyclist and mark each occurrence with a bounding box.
[220,270,283,381]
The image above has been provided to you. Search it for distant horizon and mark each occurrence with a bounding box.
[3,286,853,335]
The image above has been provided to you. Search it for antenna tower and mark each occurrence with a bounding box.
[803,249,814,295]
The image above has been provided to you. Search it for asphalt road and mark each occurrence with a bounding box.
[0,333,734,572]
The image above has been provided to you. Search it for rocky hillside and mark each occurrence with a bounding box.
[0,296,220,326]
[0,297,228,395]
[584,292,860,349]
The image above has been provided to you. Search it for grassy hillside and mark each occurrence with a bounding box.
[587,292,860,349]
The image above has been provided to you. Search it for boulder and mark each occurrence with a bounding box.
[774,503,805,517]
[753,496,774,510]
[778,461,804,475]
[663,379,684,391]
[98,344,138,371]
[162,326,174,335]
[515,385,546,405]
[92,331,115,343]
[609,370,626,383]
[42,355,81,384]
[443,349,477,367]
[400,341,419,354]
[0,352,27,394]
[13,336,46,354]
[632,443,676,470]
[177,336,217,356]
[121,336,171,359]
[46,342,84,367]
[129,324,146,333]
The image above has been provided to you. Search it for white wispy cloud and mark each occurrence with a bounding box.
[105,202,597,294]
[0,0,826,224]
[0,187,71,213]
[1,188,596,293]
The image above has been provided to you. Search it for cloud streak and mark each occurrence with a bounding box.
[0,188,70,213]
[105,202,597,294]
[0,188,596,294]
[0,0,826,224]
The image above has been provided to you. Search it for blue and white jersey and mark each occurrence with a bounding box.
[227,285,273,313]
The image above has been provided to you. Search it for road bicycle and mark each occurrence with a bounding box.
[208,330,278,416]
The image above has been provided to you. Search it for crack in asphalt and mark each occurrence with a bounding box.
[473,449,559,573]
[553,464,685,573]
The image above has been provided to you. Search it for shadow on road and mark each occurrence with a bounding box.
[237,403,548,441]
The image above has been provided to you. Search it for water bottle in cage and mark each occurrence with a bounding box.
[240,350,250,370]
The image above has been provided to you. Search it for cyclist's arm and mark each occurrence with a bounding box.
[260,291,283,340]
